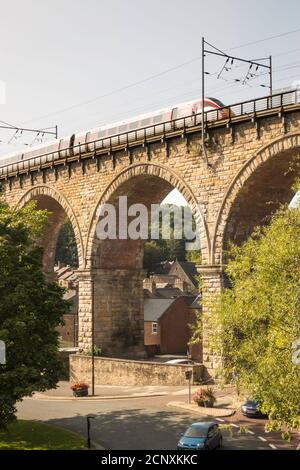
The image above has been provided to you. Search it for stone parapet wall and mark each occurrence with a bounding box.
[70,354,203,386]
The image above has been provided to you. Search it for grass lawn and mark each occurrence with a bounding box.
[0,420,86,450]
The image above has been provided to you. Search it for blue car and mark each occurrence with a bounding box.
[177,422,222,450]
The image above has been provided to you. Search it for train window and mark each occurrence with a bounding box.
[129,121,138,130]
[141,118,150,127]
[174,106,191,119]
[153,115,162,124]
[107,127,117,136]
[118,124,127,133]
[98,130,105,138]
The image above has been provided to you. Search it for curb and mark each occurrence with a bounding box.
[167,401,236,417]
[91,441,106,451]
[30,392,167,402]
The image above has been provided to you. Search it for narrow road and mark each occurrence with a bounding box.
[17,391,295,450]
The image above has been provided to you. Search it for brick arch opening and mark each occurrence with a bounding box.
[82,163,208,358]
[86,162,210,269]
[212,133,300,265]
[15,186,84,275]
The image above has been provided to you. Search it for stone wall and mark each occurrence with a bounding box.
[3,107,300,374]
[70,354,203,386]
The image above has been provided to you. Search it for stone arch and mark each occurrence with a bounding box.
[85,162,211,268]
[211,132,300,265]
[15,185,84,271]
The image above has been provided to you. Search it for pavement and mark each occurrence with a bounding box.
[33,382,194,400]
[38,382,236,400]
[167,401,235,417]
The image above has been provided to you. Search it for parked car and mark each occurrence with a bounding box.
[177,422,222,450]
[165,359,194,365]
[241,399,267,418]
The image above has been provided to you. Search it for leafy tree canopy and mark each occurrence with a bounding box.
[201,206,300,437]
[55,219,78,268]
[0,201,69,428]
[144,204,198,274]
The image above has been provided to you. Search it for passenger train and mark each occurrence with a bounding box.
[0,96,228,175]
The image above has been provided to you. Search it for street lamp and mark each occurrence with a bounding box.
[86,414,96,449]
[185,370,193,404]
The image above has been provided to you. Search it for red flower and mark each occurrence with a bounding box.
[70,382,89,391]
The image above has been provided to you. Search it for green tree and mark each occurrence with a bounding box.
[0,201,69,428]
[55,219,78,267]
[186,250,202,265]
[143,204,192,273]
[199,206,300,437]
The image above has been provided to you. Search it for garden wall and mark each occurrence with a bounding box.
[70,355,203,386]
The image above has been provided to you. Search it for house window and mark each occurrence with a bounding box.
[152,322,158,335]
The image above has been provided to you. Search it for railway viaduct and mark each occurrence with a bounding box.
[1,95,300,374]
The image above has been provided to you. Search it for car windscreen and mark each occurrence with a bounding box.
[184,427,208,438]
[245,400,258,406]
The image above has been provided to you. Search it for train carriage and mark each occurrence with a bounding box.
[0,96,228,172]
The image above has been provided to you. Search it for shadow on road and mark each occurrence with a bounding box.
[43,407,271,450]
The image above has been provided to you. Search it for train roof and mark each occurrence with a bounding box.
[0,96,221,165]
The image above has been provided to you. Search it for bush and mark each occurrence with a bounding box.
[193,387,216,407]
[79,346,103,357]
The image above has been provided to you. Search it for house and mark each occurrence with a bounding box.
[183,294,202,362]
[54,264,78,289]
[56,262,202,358]
[143,274,190,298]
[165,260,199,294]
[56,288,78,346]
[144,297,193,356]
[55,264,78,346]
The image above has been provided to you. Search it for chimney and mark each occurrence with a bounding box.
[174,277,188,293]
[143,277,156,294]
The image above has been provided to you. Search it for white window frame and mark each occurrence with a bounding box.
[152,322,158,335]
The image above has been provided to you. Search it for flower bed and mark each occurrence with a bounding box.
[70,381,89,397]
[193,387,216,407]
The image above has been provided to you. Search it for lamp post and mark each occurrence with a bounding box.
[86,415,95,449]
[185,370,192,404]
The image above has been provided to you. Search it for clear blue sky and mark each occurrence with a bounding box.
[0,0,300,156]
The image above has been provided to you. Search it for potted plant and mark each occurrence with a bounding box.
[193,387,216,408]
[70,381,89,397]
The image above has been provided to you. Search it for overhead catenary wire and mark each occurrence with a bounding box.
[15,27,300,126]
[1,27,300,150]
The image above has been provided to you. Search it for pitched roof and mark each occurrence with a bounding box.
[155,288,186,299]
[63,289,78,314]
[181,295,199,307]
[151,274,177,285]
[168,260,198,287]
[189,294,202,309]
[144,298,175,321]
